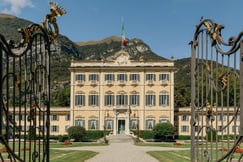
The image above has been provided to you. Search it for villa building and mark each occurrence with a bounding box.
[69,50,175,135]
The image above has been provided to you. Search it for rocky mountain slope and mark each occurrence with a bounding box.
[0,13,191,107]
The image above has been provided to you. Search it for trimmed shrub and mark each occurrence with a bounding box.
[206,129,217,141]
[58,134,70,142]
[138,130,154,139]
[82,130,109,142]
[153,123,175,141]
[67,126,85,142]
[177,135,191,140]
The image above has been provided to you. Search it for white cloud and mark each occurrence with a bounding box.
[1,0,34,15]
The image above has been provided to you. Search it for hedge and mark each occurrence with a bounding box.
[82,130,110,142]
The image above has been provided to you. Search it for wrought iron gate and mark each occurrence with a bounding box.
[0,2,65,162]
[191,19,243,161]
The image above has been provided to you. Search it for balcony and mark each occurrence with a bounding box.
[118,80,126,86]
[106,80,113,86]
[160,80,168,86]
[76,80,84,86]
[90,80,98,86]
[131,80,138,86]
[146,80,154,86]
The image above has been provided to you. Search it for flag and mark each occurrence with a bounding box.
[121,21,126,48]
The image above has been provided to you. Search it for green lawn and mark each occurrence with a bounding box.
[49,142,106,161]
[148,150,190,162]
[3,141,242,161]
[50,150,98,162]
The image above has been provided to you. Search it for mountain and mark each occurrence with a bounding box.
[0,13,168,80]
[0,14,191,106]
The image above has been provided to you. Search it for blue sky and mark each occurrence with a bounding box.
[1,0,243,60]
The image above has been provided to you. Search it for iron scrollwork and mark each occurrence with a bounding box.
[0,1,66,162]
[191,18,243,162]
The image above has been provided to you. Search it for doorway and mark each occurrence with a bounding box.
[118,120,125,134]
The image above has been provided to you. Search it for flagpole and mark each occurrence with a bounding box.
[121,17,126,50]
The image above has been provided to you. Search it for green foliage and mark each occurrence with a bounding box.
[51,86,70,106]
[174,83,191,107]
[58,134,70,142]
[206,129,217,141]
[153,123,175,140]
[67,126,85,142]
[28,126,36,140]
[82,130,109,141]
[137,130,155,139]
[177,135,191,140]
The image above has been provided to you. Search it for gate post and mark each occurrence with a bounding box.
[190,40,196,162]
[240,41,243,136]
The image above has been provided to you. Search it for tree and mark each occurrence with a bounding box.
[67,126,85,142]
[52,86,70,106]
[174,83,190,107]
[153,123,175,141]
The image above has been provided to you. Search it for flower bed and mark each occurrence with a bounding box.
[63,141,72,145]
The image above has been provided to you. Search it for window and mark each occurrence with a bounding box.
[174,116,178,121]
[105,95,114,106]
[195,126,201,132]
[146,92,155,106]
[146,119,155,129]
[39,125,44,132]
[75,119,85,127]
[159,74,169,81]
[218,115,226,121]
[130,94,139,106]
[130,74,140,81]
[159,92,169,106]
[116,94,128,106]
[65,114,70,121]
[105,120,113,130]
[88,95,99,106]
[130,120,138,130]
[182,115,189,121]
[51,115,59,121]
[195,114,201,121]
[181,125,189,132]
[89,74,99,81]
[237,115,240,121]
[75,95,85,106]
[105,74,114,81]
[117,73,127,81]
[88,120,98,130]
[146,74,156,81]
[218,126,226,132]
[51,125,59,132]
[159,119,169,123]
[39,115,45,121]
[76,74,85,82]
[232,126,240,133]
[65,125,70,132]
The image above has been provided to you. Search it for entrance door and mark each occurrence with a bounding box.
[118,120,125,134]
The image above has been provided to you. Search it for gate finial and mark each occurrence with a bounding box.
[42,1,67,41]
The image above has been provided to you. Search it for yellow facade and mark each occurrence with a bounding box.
[69,50,175,135]
[175,107,240,136]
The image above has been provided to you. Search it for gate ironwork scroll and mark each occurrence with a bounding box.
[0,2,65,162]
[191,19,243,161]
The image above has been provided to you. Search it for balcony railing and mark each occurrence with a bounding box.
[90,80,98,85]
[76,80,84,86]
[146,80,154,85]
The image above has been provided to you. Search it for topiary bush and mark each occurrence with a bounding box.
[206,128,217,141]
[153,123,175,141]
[82,130,109,142]
[67,126,85,142]
[138,130,155,139]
